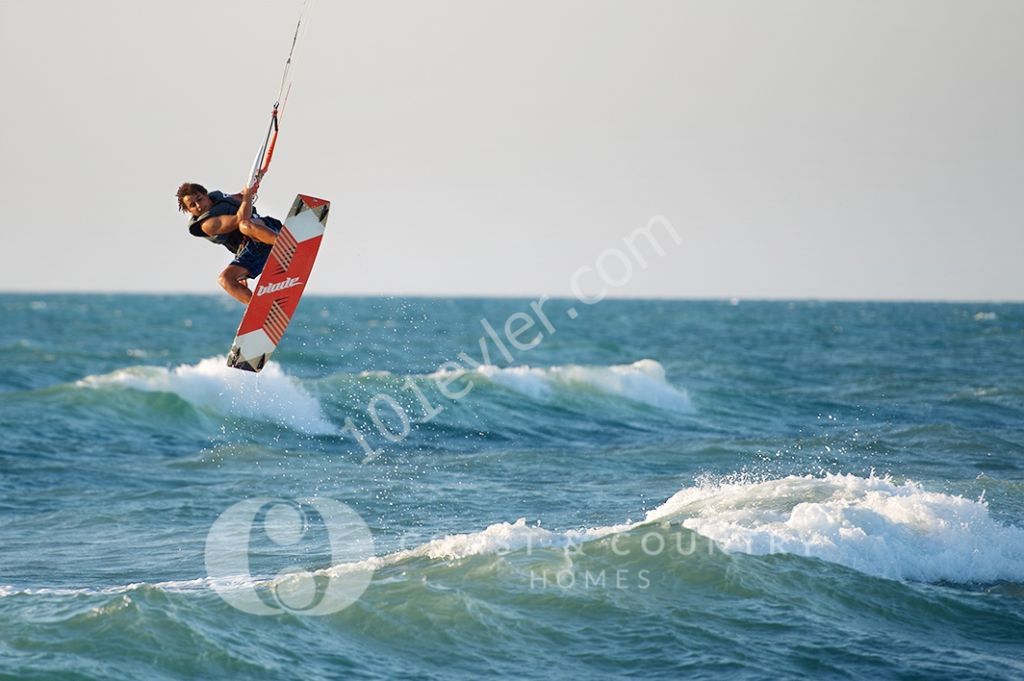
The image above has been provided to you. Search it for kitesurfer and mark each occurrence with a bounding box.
[176,183,283,304]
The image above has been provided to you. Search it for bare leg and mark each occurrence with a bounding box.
[239,217,278,245]
[218,264,253,304]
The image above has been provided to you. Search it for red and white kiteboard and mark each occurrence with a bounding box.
[226,194,330,372]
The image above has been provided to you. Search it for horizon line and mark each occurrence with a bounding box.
[0,289,1021,305]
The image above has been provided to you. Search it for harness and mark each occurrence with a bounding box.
[187,191,246,254]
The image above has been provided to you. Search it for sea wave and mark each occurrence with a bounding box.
[76,357,336,435]
[338,473,1024,583]
[9,473,1020,602]
[428,358,693,413]
[646,473,1024,583]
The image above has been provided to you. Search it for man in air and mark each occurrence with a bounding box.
[176,183,283,304]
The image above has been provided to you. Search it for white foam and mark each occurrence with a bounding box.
[0,577,252,599]
[432,359,693,413]
[389,517,633,563]
[474,365,553,400]
[77,357,336,435]
[645,473,1024,583]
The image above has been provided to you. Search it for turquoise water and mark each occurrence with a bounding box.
[1,294,1023,679]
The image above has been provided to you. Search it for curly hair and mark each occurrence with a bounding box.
[175,182,208,213]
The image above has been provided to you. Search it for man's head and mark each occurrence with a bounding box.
[176,182,212,217]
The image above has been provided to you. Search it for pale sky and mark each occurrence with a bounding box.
[1,0,1021,301]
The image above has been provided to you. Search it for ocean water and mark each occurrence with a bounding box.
[1,294,1023,680]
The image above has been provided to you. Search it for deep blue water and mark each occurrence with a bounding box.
[1,294,1023,680]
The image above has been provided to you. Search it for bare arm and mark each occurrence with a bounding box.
[236,186,254,224]
[200,214,241,236]
[198,190,248,236]
[235,185,278,245]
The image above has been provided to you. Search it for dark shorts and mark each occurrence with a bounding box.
[230,217,283,278]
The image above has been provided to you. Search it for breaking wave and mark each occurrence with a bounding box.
[429,358,693,413]
[77,357,336,435]
[646,473,1024,583]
